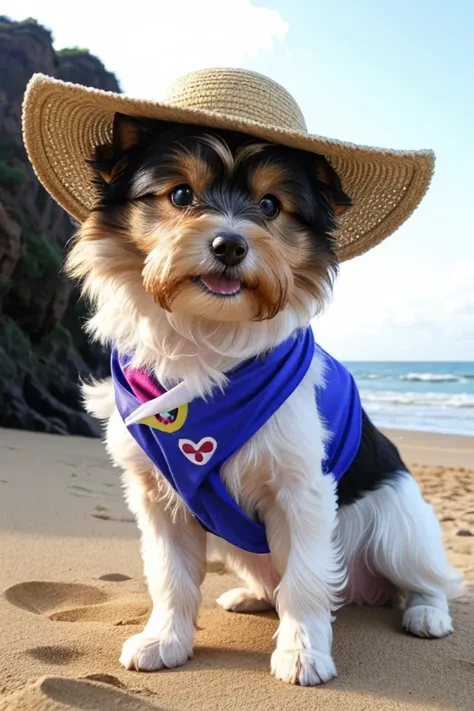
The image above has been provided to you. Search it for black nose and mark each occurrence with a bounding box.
[211,233,248,267]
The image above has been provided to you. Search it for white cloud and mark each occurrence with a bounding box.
[381,265,474,327]
[4,0,289,97]
[315,260,474,360]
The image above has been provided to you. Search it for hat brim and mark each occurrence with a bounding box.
[22,73,434,262]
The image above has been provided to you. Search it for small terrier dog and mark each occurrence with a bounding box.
[67,114,463,685]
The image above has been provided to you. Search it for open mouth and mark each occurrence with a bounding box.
[193,274,242,297]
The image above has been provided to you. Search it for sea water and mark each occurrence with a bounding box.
[344,361,474,436]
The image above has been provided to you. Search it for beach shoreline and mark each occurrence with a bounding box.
[0,427,473,710]
[345,359,474,438]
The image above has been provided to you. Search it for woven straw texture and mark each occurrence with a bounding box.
[22,67,435,261]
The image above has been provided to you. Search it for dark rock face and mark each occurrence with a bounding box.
[0,202,21,278]
[0,16,121,437]
[58,50,119,92]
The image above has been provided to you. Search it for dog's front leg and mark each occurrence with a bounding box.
[266,471,341,686]
[120,471,207,671]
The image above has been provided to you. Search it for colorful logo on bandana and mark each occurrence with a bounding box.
[140,405,188,433]
[125,367,188,433]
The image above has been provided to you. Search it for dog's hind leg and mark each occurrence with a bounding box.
[339,471,464,638]
[211,541,279,613]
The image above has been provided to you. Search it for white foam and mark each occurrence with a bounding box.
[399,373,467,383]
[360,390,474,409]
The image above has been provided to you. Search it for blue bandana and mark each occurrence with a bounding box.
[112,327,361,554]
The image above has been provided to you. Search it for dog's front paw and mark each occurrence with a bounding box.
[271,647,337,686]
[216,587,273,613]
[120,631,192,671]
[402,605,453,638]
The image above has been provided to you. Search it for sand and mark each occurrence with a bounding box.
[0,428,473,711]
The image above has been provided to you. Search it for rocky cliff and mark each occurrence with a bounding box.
[0,17,120,436]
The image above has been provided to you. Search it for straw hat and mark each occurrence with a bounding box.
[22,67,434,261]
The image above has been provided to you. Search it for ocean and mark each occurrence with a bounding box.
[343,361,474,437]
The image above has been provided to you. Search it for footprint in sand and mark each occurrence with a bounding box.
[5,565,227,627]
[26,644,84,665]
[4,581,149,627]
[92,512,135,523]
[68,484,121,500]
[0,676,164,711]
[91,504,135,523]
[68,485,94,493]
[99,573,132,582]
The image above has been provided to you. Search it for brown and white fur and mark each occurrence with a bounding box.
[68,114,464,685]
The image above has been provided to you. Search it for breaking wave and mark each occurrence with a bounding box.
[360,391,474,408]
[399,373,473,383]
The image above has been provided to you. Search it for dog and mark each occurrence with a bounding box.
[66,113,464,686]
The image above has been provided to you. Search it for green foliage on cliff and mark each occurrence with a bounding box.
[0,223,73,391]
[57,46,91,55]
[0,315,35,382]
[0,16,35,27]
[15,229,63,281]
[35,325,74,388]
[0,16,53,42]
[0,313,75,389]
[0,16,40,26]
[0,160,25,193]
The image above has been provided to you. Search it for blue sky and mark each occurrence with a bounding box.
[5,0,474,360]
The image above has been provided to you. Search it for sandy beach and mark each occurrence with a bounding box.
[0,427,473,711]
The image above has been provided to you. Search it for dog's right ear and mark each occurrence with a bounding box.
[111,113,144,151]
[89,115,177,187]
[89,113,152,185]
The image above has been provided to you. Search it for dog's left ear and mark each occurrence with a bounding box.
[315,157,352,216]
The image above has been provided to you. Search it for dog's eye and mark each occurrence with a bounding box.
[259,194,280,219]
[170,185,194,208]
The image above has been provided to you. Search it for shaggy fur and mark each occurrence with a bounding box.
[70,115,464,686]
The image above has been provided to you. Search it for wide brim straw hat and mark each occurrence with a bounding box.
[22,67,434,261]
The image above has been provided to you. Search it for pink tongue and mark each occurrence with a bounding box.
[200,275,241,295]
